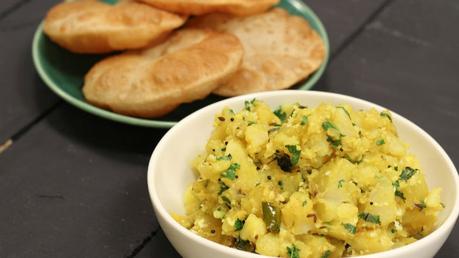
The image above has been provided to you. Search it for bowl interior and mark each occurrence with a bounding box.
[33,0,329,128]
[150,91,457,231]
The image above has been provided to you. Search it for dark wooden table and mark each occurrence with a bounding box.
[0,0,458,257]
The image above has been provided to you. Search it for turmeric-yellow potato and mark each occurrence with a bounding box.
[175,100,443,257]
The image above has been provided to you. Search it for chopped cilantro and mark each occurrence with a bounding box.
[393,180,400,189]
[327,136,342,148]
[274,107,287,123]
[244,99,256,111]
[247,121,256,126]
[337,106,351,119]
[393,180,405,199]
[343,223,356,234]
[322,120,338,131]
[301,115,309,125]
[376,139,385,145]
[395,190,406,200]
[380,111,392,122]
[222,163,240,180]
[302,200,308,206]
[399,167,417,181]
[286,145,301,166]
[287,245,300,258]
[234,218,245,231]
[338,179,345,188]
[359,212,381,224]
[323,120,342,148]
[216,154,232,161]
[321,250,332,258]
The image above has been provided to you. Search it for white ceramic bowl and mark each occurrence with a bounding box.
[148,90,459,258]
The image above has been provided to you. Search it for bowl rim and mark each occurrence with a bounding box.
[148,90,459,258]
[31,0,330,129]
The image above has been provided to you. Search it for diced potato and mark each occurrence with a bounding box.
[403,208,437,236]
[255,102,279,125]
[282,192,314,235]
[256,233,281,256]
[240,214,267,242]
[364,177,397,226]
[241,183,277,217]
[319,203,358,241]
[301,133,333,168]
[177,101,442,258]
[273,133,299,148]
[245,124,269,155]
[337,203,359,223]
[299,235,336,258]
[400,170,429,206]
[172,212,193,229]
[184,185,200,215]
[349,229,393,254]
[425,188,443,211]
[294,241,313,258]
[226,139,259,191]
[383,135,407,157]
[191,213,233,245]
[353,165,377,188]
[221,209,247,237]
[333,106,356,137]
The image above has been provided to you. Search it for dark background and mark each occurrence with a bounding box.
[0,0,458,257]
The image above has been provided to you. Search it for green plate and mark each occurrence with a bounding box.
[32,0,330,128]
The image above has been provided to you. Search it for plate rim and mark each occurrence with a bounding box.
[32,0,330,129]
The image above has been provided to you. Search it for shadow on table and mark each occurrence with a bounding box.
[32,103,164,256]
[43,103,166,161]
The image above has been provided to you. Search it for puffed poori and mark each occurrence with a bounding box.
[188,8,326,96]
[44,0,187,54]
[83,29,244,118]
[138,0,280,16]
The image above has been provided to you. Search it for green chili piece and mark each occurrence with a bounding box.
[262,202,281,233]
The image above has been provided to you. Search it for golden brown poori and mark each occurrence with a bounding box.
[44,0,187,54]
[188,8,326,96]
[138,0,280,16]
[83,29,244,117]
[42,0,327,118]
